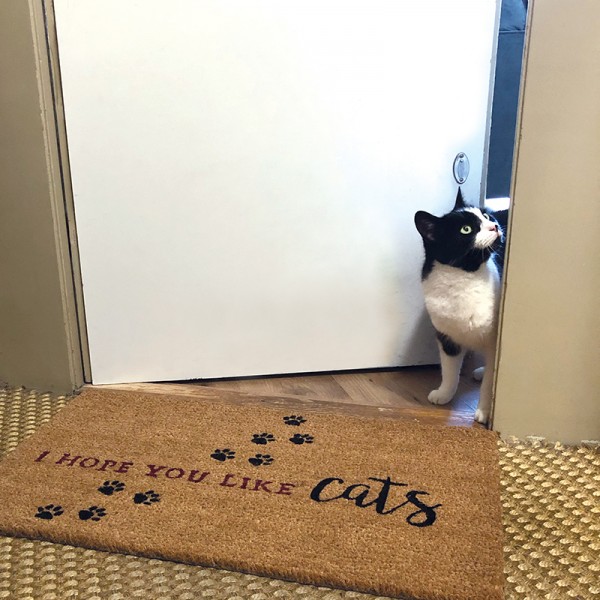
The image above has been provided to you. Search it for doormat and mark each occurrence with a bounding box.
[0,389,504,600]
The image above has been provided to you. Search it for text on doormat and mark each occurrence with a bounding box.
[33,450,442,526]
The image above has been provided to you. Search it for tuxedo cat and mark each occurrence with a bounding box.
[414,189,507,424]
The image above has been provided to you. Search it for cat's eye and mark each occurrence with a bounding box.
[460,225,472,234]
[482,213,491,220]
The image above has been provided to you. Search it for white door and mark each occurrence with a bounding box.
[55,0,498,384]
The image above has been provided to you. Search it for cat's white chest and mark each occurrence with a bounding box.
[422,260,501,350]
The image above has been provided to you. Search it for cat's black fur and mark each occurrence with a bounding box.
[435,331,462,357]
[414,189,507,279]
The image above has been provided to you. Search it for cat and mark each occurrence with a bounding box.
[414,188,508,424]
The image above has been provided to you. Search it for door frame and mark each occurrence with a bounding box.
[0,0,85,392]
[42,0,92,383]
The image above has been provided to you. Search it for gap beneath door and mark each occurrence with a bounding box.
[98,362,483,429]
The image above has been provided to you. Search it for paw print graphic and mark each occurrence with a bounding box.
[210,448,235,462]
[35,504,64,520]
[133,490,161,506]
[251,433,276,445]
[289,433,314,445]
[98,480,126,496]
[78,506,107,522]
[248,454,274,467]
[283,415,306,426]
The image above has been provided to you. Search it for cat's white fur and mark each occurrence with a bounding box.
[422,209,502,424]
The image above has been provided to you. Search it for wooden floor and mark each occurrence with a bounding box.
[101,362,484,429]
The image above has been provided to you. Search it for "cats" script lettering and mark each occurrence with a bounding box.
[310,476,441,527]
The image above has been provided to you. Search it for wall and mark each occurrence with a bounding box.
[493,0,600,443]
[0,0,83,393]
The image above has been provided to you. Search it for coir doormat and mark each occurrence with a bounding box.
[0,389,504,600]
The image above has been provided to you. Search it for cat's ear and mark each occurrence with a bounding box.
[453,187,466,210]
[414,211,439,242]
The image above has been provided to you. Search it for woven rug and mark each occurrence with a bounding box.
[0,386,598,600]
[0,388,504,600]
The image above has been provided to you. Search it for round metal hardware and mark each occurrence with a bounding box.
[453,152,470,184]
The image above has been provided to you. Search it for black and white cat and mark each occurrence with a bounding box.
[414,189,507,424]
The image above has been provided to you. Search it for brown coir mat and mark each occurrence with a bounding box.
[0,389,504,600]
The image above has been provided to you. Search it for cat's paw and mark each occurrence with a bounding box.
[472,367,485,382]
[474,407,490,424]
[428,389,454,405]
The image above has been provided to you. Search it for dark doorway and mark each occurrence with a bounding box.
[487,0,528,199]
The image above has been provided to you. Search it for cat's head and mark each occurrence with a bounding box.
[414,188,503,272]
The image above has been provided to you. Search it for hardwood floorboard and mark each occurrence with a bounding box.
[190,373,352,404]
[96,365,483,429]
[92,381,480,428]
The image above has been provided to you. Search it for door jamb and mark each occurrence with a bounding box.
[488,0,534,429]
[37,0,92,383]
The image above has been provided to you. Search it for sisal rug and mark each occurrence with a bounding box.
[0,388,504,600]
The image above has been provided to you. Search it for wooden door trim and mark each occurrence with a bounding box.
[39,0,91,382]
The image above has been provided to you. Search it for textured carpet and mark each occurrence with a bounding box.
[0,386,598,600]
[0,388,503,600]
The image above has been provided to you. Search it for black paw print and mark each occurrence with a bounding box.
[252,433,276,445]
[248,454,274,466]
[290,433,314,445]
[133,490,160,505]
[211,448,235,462]
[35,504,64,520]
[78,506,106,522]
[283,415,306,426]
[98,480,126,496]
